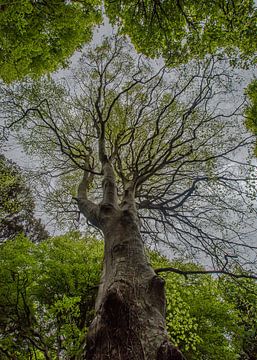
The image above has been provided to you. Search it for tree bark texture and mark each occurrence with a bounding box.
[77,162,184,360]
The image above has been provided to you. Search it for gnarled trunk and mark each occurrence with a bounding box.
[77,159,184,360]
[83,206,183,359]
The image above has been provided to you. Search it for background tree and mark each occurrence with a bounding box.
[2,36,257,359]
[0,233,102,359]
[0,1,256,84]
[1,234,255,360]
[150,254,246,360]
[0,0,101,83]
[0,154,47,243]
[220,275,257,360]
[106,0,257,67]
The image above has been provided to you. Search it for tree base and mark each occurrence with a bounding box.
[83,283,185,360]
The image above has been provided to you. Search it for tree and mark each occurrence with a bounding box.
[149,255,245,360]
[220,275,257,360]
[1,1,256,84]
[106,0,257,67]
[0,154,48,243]
[1,234,255,359]
[0,233,103,359]
[0,0,101,83]
[2,36,257,359]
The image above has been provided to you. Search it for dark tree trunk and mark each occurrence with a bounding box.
[77,160,184,360]
[82,205,184,359]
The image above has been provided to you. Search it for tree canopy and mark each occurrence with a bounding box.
[0,0,256,83]
[2,36,256,272]
[0,0,101,82]
[106,0,257,67]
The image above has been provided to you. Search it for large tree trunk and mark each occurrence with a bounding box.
[77,159,184,359]
[82,205,184,360]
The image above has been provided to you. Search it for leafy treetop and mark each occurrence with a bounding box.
[3,36,257,270]
[0,0,256,84]
[0,0,101,83]
[106,0,257,67]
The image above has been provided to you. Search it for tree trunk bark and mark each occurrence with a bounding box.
[81,204,184,360]
[77,157,184,359]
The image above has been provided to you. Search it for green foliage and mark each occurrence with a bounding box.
[1,235,256,359]
[0,0,101,82]
[0,155,47,242]
[245,79,257,155]
[106,0,257,67]
[0,233,103,359]
[1,0,255,83]
[166,274,243,360]
[220,276,257,360]
[150,254,244,359]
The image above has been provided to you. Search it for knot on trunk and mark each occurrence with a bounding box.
[85,285,144,359]
[149,276,166,316]
[103,287,129,328]
[100,203,116,212]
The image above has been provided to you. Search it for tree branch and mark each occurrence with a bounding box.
[76,158,101,228]
[154,267,257,280]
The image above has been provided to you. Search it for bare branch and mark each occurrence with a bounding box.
[154,266,257,280]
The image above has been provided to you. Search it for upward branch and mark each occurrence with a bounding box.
[77,157,100,228]
[101,160,119,207]
[98,122,119,208]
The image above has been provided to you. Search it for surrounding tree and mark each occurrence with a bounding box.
[0,233,102,359]
[0,154,48,243]
[106,0,257,67]
[0,0,101,82]
[220,275,257,360]
[149,254,245,360]
[0,1,256,84]
[1,234,256,359]
[2,36,257,359]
